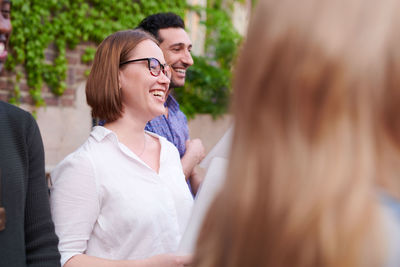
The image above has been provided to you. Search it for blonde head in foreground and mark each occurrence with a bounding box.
[194,0,400,266]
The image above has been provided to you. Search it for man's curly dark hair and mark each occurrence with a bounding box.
[136,12,185,43]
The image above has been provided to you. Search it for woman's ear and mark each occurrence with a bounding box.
[118,70,122,89]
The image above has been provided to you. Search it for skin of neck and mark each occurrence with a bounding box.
[104,110,148,149]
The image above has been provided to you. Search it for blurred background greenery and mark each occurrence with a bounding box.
[7,0,243,118]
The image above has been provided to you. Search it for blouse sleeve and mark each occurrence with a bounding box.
[49,150,100,267]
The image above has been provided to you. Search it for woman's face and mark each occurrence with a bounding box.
[119,39,170,122]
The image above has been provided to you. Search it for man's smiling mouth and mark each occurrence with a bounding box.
[175,69,186,74]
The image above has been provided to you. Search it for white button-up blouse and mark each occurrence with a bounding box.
[50,126,193,266]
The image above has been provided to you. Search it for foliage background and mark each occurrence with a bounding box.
[7,0,242,118]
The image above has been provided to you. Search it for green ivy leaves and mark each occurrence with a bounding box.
[7,0,241,118]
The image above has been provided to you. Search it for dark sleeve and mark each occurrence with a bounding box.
[24,116,61,267]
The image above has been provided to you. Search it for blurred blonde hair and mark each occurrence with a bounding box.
[194,0,400,266]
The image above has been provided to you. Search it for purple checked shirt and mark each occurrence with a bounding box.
[145,95,189,158]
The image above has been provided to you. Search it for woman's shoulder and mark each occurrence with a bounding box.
[51,127,122,179]
[52,143,92,172]
[57,127,112,162]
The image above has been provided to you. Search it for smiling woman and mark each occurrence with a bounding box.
[49,29,193,267]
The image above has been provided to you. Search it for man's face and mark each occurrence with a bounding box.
[0,0,11,73]
[158,27,193,88]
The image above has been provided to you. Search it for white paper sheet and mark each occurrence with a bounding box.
[199,126,233,170]
[178,157,228,254]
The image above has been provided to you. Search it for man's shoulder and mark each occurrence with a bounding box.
[166,94,180,111]
[0,101,36,129]
[0,101,32,119]
[146,114,166,131]
[166,95,187,120]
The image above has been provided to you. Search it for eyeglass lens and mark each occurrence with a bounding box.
[149,58,171,78]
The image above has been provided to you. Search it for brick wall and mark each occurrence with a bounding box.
[0,42,96,108]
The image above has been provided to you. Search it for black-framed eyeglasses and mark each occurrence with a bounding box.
[119,57,171,78]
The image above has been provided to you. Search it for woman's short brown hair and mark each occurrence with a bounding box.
[86,29,158,122]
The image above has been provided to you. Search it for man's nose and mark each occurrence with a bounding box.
[182,50,193,67]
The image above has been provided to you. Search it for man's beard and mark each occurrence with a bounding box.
[169,77,184,88]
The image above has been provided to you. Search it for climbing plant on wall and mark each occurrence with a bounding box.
[7,0,242,118]
[178,0,242,118]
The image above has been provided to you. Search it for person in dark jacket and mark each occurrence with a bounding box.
[0,0,61,266]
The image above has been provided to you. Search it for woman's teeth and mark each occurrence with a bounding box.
[0,43,5,54]
[151,90,165,99]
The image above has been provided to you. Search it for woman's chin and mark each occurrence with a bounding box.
[150,106,166,120]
